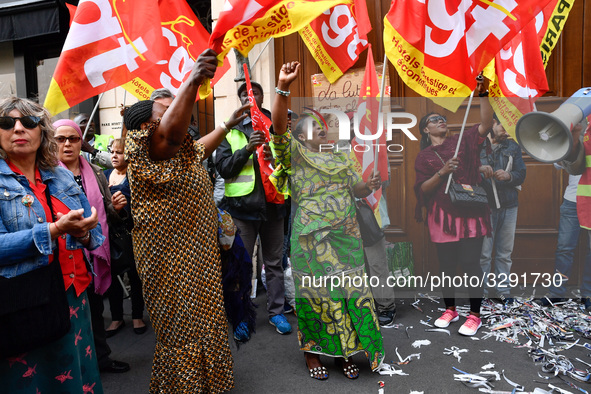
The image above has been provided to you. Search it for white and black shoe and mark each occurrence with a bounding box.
[378,309,397,328]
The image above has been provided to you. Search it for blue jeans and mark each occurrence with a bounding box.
[549,200,591,298]
[480,206,518,296]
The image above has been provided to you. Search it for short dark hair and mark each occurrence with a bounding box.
[237,81,263,97]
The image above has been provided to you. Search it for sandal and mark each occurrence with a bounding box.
[304,353,328,380]
[339,358,359,380]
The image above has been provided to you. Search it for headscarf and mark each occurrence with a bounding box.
[53,119,111,293]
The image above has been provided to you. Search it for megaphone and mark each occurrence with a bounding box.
[515,88,591,163]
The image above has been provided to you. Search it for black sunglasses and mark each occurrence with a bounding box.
[55,136,81,144]
[0,116,41,130]
[427,115,447,124]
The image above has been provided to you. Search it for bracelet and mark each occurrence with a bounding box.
[77,232,90,243]
[219,121,230,134]
[437,170,443,178]
[479,90,489,97]
[53,221,64,235]
[275,87,290,97]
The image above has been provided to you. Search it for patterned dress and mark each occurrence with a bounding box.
[271,132,385,369]
[125,121,233,393]
[0,288,102,394]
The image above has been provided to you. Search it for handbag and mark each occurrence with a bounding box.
[355,199,384,247]
[109,221,133,274]
[448,182,489,208]
[434,151,488,208]
[0,186,71,357]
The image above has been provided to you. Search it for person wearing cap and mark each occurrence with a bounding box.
[215,80,292,335]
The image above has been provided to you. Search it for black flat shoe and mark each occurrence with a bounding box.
[99,359,130,373]
[133,325,147,335]
[105,321,125,338]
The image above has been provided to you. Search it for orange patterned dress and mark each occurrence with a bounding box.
[125,121,233,393]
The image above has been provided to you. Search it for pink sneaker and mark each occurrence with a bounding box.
[434,309,459,328]
[458,315,482,336]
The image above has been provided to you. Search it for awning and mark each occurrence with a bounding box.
[0,0,59,42]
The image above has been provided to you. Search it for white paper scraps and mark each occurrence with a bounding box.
[419,320,434,327]
[411,340,431,348]
[425,328,451,335]
[481,363,495,370]
[376,363,408,376]
[501,370,524,391]
[444,346,468,363]
[479,350,494,353]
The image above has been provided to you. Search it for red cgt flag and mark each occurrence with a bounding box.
[299,0,371,83]
[45,0,228,116]
[351,45,388,211]
[45,0,165,115]
[243,64,284,204]
[383,0,553,111]
[488,0,574,138]
[121,0,230,101]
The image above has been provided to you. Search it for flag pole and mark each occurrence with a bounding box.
[83,92,104,140]
[444,89,475,194]
[120,89,127,138]
[374,52,388,176]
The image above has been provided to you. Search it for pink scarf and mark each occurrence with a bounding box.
[54,119,111,294]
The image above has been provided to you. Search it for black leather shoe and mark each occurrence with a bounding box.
[105,321,125,338]
[134,325,147,335]
[100,359,130,373]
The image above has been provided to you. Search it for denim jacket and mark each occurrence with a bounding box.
[0,159,105,278]
[480,139,527,210]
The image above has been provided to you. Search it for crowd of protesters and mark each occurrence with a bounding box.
[1,47,590,394]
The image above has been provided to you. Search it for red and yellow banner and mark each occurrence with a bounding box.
[351,46,388,211]
[121,0,229,101]
[383,0,552,111]
[209,0,345,62]
[45,0,227,116]
[243,64,284,204]
[299,0,370,83]
[45,0,164,115]
[489,0,574,138]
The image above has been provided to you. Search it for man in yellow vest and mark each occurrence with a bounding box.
[215,81,292,335]
[562,120,591,308]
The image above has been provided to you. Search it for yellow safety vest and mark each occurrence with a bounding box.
[577,129,591,229]
[224,129,255,197]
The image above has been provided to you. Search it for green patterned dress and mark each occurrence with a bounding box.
[271,132,385,370]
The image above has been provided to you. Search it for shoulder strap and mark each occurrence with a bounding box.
[433,150,453,183]
[43,181,59,261]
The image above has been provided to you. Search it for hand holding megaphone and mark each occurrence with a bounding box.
[516,87,591,163]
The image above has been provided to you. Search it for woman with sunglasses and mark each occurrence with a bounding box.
[414,80,494,337]
[0,97,105,392]
[53,119,130,374]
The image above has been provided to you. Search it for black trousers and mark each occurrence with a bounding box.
[107,262,144,321]
[87,284,111,369]
[435,237,484,314]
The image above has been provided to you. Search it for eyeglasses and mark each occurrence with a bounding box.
[427,115,447,124]
[0,116,41,130]
[55,136,81,144]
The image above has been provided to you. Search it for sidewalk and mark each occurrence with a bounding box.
[101,292,591,393]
